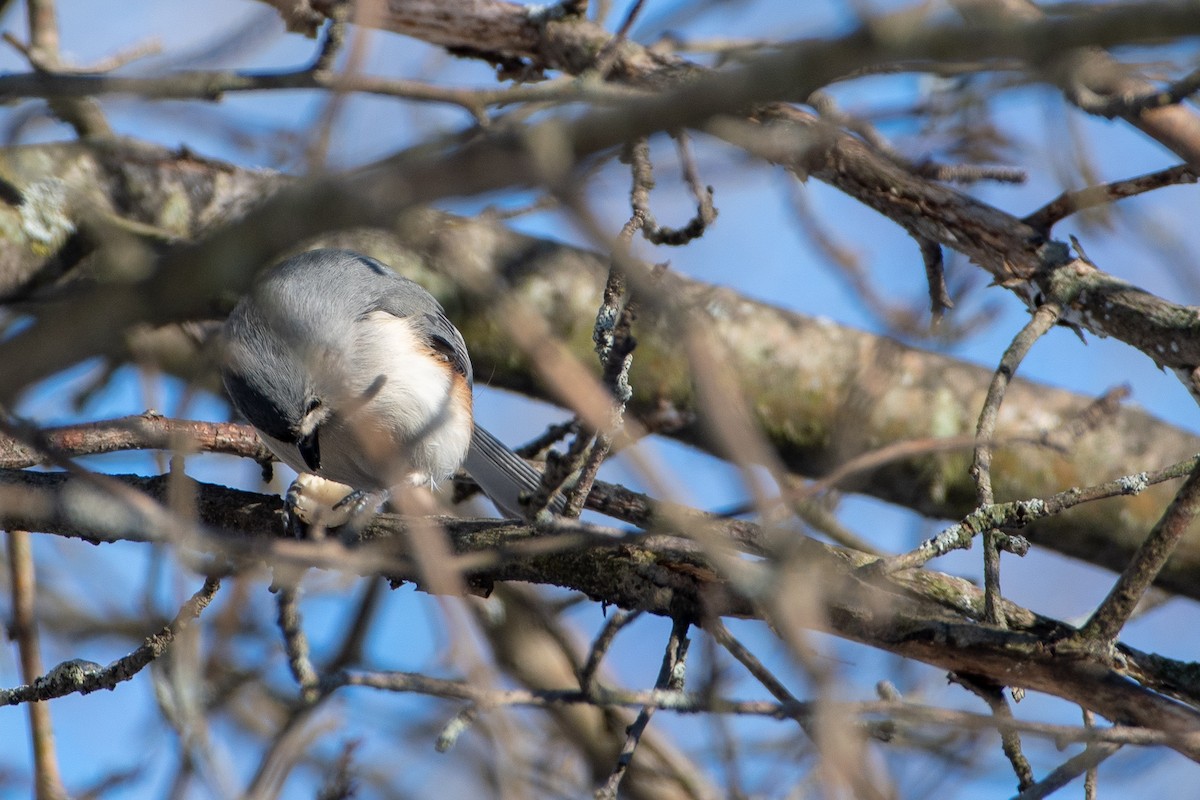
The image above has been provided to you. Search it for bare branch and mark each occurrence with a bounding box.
[4,468,1200,759]
[579,610,642,694]
[0,577,220,706]
[332,667,1200,752]
[972,303,1062,625]
[275,589,321,704]
[951,674,1035,792]
[0,414,273,469]
[1013,741,1120,800]
[595,617,690,799]
[6,530,67,800]
[1024,164,1199,233]
[1073,461,1200,647]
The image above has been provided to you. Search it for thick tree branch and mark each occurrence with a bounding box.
[0,413,272,468]
[236,0,1200,400]
[952,0,1200,168]
[6,467,1200,762]
[0,141,1198,602]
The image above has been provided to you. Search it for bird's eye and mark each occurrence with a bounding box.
[305,398,321,416]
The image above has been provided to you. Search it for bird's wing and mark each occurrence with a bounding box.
[464,425,566,518]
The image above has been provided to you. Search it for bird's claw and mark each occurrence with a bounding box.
[332,489,377,519]
[283,473,375,538]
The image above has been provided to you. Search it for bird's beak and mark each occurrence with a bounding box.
[298,429,321,472]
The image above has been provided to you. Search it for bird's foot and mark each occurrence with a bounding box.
[332,487,387,524]
[284,473,375,538]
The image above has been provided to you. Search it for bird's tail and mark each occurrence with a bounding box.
[464,425,565,518]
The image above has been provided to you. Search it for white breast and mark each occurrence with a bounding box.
[309,311,473,491]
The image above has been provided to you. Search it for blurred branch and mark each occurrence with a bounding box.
[1024,164,1199,233]
[0,6,1194,406]
[6,529,67,800]
[0,138,1198,602]
[260,0,1200,95]
[579,609,641,694]
[275,589,320,703]
[12,0,112,137]
[951,0,1200,167]
[4,1,1200,791]
[249,0,1200,405]
[5,469,1200,759]
[472,587,711,800]
[278,0,1200,174]
[0,577,220,705]
[595,616,690,799]
[950,674,1034,793]
[1083,65,1200,118]
[1014,740,1120,800]
[707,620,820,739]
[0,64,647,118]
[0,413,273,469]
[334,668,1200,753]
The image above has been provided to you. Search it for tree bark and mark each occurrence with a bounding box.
[1,139,1198,600]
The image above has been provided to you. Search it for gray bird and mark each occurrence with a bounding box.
[221,248,551,524]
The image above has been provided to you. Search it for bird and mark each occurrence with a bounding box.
[220,248,554,528]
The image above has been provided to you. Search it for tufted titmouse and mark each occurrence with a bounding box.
[221,248,553,524]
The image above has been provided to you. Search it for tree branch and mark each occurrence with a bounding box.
[0,139,1197,603]
[6,467,1200,761]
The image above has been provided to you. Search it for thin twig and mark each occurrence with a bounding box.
[332,668,1195,749]
[0,63,648,107]
[671,129,718,238]
[19,0,110,137]
[972,303,1062,626]
[707,621,795,707]
[882,451,1200,572]
[951,674,1034,792]
[561,189,642,517]
[917,162,1027,184]
[453,420,577,505]
[515,420,578,458]
[787,181,988,341]
[594,616,690,799]
[579,610,642,693]
[1075,64,1200,118]
[242,702,333,800]
[809,88,1026,185]
[1072,459,1200,646]
[592,0,648,77]
[972,304,1063,508]
[625,135,717,247]
[1084,709,1100,800]
[918,236,953,322]
[1,578,220,706]
[316,740,359,800]
[276,589,321,704]
[1024,163,1198,233]
[527,422,591,516]
[6,529,67,800]
[1013,710,1118,800]
[707,619,831,741]
[324,578,385,672]
[305,1,365,168]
